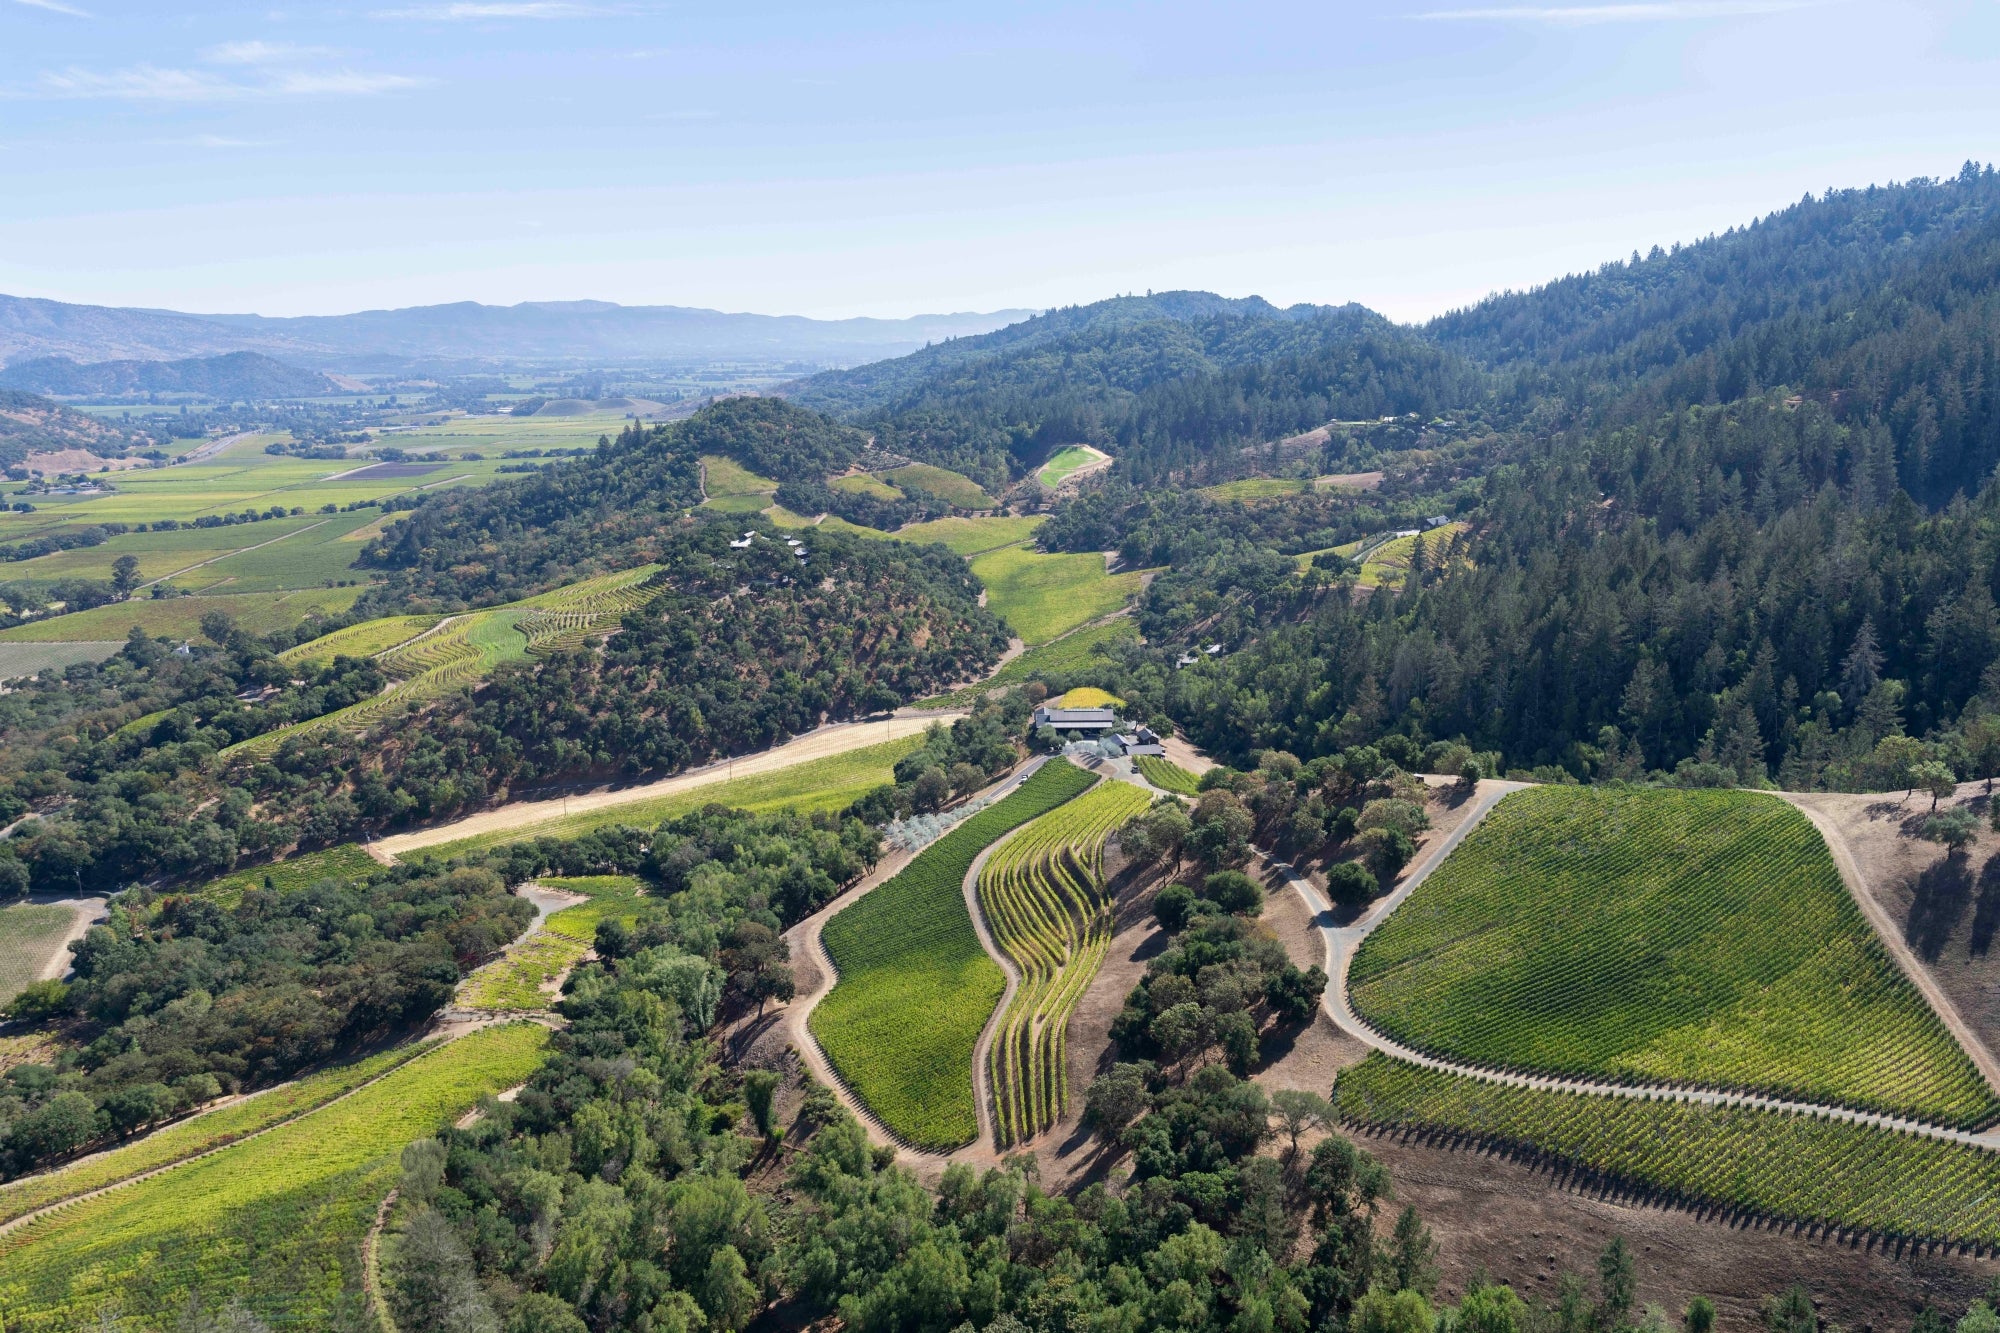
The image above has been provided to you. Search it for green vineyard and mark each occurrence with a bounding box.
[1134,754,1202,795]
[1337,1053,2000,1249]
[1349,786,2000,1129]
[0,1042,434,1228]
[0,1024,549,1330]
[811,759,1097,1150]
[980,778,1152,1147]
[227,565,661,762]
[276,613,441,669]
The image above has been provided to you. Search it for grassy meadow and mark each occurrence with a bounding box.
[969,546,1141,646]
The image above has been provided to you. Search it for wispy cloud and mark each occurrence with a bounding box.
[1417,0,1805,21]
[35,62,425,101]
[164,133,276,148]
[205,40,338,65]
[374,2,618,17]
[13,0,93,18]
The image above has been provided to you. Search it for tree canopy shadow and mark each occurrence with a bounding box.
[1973,854,2000,957]
[1905,853,1975,962]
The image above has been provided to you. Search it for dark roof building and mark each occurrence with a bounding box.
[1032,705,1118,734]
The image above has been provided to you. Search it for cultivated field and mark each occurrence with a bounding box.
[225,565,661,762]
[1053,686,1122,708]
[1036,446,1104,489]
[833,472,903,500]
[881,463,995,508]
[279,614,441,668]
[0,586,363,645]
[701,454,778,500]
[980,778,1151,1146]
[398,730,930,860]
[458,875,644,1011]
[188,843,383,906]
[1349,786,2000,1128]
[1337,1053,2000,1249]
[0,1023,549,1330]
[0,641,123,681]
[969,546,1141,646]
[1200,477,1314,502]
[0,1043,434,1228]
[1135,754,1202,795]
[0,904,82,1004]
[893,514,1045,556]
[811,760,1097,1149]
[919,618,1140,708]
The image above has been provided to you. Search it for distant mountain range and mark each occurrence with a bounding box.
[0,351,335,399]
[0,295,1036,371]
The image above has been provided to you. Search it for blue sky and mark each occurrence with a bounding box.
[1,0,1995,322]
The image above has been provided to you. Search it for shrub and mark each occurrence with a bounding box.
[6,978,71,1022]
[1154,882,1198,932]
[1326,861,1379,909]
[1201,870,1264,916]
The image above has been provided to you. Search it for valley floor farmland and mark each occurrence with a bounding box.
[0,1022,549,1330]
[809,759,1096,1150]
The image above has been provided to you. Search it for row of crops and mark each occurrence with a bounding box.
[1337,1054,2000,1249]
[1134,754,1202,795]
[0,1042,434,1229]
[811,759,1098,1151]
[1348,786,2000,1130]
[0,1024,549,1330]
[981,779,1152,1147]
[226,565,662,762]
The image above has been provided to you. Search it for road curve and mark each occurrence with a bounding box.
[783,757,1048,1160]
[1289,779,2000,1152]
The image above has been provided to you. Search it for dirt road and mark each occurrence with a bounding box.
[373,712,963,860]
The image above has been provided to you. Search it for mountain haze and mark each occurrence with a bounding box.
[0,294,1034,371]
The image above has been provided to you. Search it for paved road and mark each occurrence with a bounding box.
[1285,779,2000,1152]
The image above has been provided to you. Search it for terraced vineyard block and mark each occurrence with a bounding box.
[223,565,661,762]
[1338,1053,2000,1248]
[811,760,1096,1150]
[980,779,1152,1146]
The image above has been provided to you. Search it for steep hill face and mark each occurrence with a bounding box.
[0,351,334,400]
[0,390,149,466]
[358,396,863,607]
[783,291,1362,418]
[783,295,1480,487]
[1429,166,2000,505]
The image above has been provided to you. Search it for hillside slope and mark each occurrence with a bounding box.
[0,351,333,400]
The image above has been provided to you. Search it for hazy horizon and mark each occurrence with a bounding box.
[3,1,1995,324]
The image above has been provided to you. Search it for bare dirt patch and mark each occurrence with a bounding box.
[1254,884,1369,1095]
[20,449,149,475]
[1317,471,1384,491]
[1788,782,2000,1074]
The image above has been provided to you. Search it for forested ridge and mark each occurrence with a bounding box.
[358,396,865,608]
